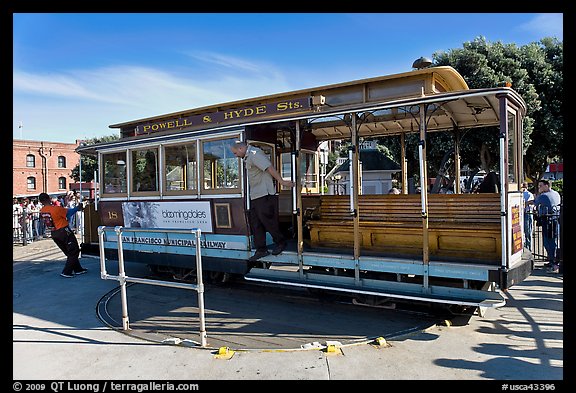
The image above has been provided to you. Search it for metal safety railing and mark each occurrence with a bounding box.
[13,210,84,245]
[525,208,562,263]
[97,226,207,347]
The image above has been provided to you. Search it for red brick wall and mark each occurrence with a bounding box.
[13,139,81,197]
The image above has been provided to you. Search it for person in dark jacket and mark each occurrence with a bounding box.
[478,171,500,193]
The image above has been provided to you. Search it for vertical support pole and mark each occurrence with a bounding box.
[194,228,207,347]
[79,153,82,201]
[348,149,354,209]
[79,152,84,244]
[418,104,430,290]
[94,170,98,211]
[125,151,130,198]
[320,143,326,195]
[401,132,407,194]
[98,226,108,278]
[245,167,251,212]
[498,95,508,269]
[295,121,304,279]
[291,153,297,214]
[243,139,251,251]
[350,114,360,284]
[454,128,461,194]
[114,226,130,331]
[196,143,202,199]
[157,148,162,199]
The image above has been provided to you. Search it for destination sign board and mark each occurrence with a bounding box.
[135,97,311,135]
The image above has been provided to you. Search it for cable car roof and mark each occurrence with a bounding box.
[77,67,526,154]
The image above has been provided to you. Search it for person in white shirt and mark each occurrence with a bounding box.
[13,198,23,239]
[66,191,78,231]
[521,182,534,251]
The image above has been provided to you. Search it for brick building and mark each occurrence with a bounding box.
[13,139,81,198]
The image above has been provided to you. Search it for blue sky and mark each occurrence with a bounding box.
[13,13,563,144]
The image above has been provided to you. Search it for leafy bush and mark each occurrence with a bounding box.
[551,179,563,196]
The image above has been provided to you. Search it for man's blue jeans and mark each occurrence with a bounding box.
[524,212,533,250]
[542,218,559,264]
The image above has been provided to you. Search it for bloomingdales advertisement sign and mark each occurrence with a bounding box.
[121,201,213,233]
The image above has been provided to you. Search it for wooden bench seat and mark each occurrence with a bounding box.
[306,193,502,262]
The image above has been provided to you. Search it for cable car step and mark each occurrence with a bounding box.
[244,268,506,308]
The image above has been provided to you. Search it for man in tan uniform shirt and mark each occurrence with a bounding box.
[231,141,294,261]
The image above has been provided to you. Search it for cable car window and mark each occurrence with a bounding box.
[202,137,240,192]
[280,151,318,192]
[102,152,127,194]
[301,151,318,191]
[164,142,197,192]
[281,152,291,182]
[131,148,159,193]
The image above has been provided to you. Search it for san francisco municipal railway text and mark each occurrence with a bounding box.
[121,236,227,248]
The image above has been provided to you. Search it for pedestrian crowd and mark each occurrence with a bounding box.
[13,191,82,243]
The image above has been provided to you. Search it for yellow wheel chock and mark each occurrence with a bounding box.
[438,319,453,327]
[214,346,235,359]
[323,341,343,355]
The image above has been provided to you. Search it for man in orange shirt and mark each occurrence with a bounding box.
[39,192,87,278]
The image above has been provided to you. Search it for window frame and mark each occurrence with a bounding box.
[58,156,66,168]
[200,134,242,195]
[130,146,160,197]
[280,149,319,194]
[162,141,199,197]
[506,106,522,190]
[100,150,128,197]
[27,176,36,190]
[26,154,35,168]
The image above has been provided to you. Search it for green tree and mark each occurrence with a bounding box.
[520,38,563,181]
[433,36,563,182]
[71,134,120,182]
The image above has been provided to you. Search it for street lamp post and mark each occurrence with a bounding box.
[79,155,82,203]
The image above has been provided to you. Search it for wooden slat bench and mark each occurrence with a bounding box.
[306,193,502,263]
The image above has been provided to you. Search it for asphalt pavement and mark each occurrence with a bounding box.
[13,237,564,381]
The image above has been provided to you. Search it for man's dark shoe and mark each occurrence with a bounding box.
[74,268,88,275]
[271,242,287,256]
[60,272,75,278]
[248,249,269,262]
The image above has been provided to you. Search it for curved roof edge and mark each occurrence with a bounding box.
[430,66,469,90]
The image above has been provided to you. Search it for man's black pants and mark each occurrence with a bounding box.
[248,194,285,252]
[50,226,82,275]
